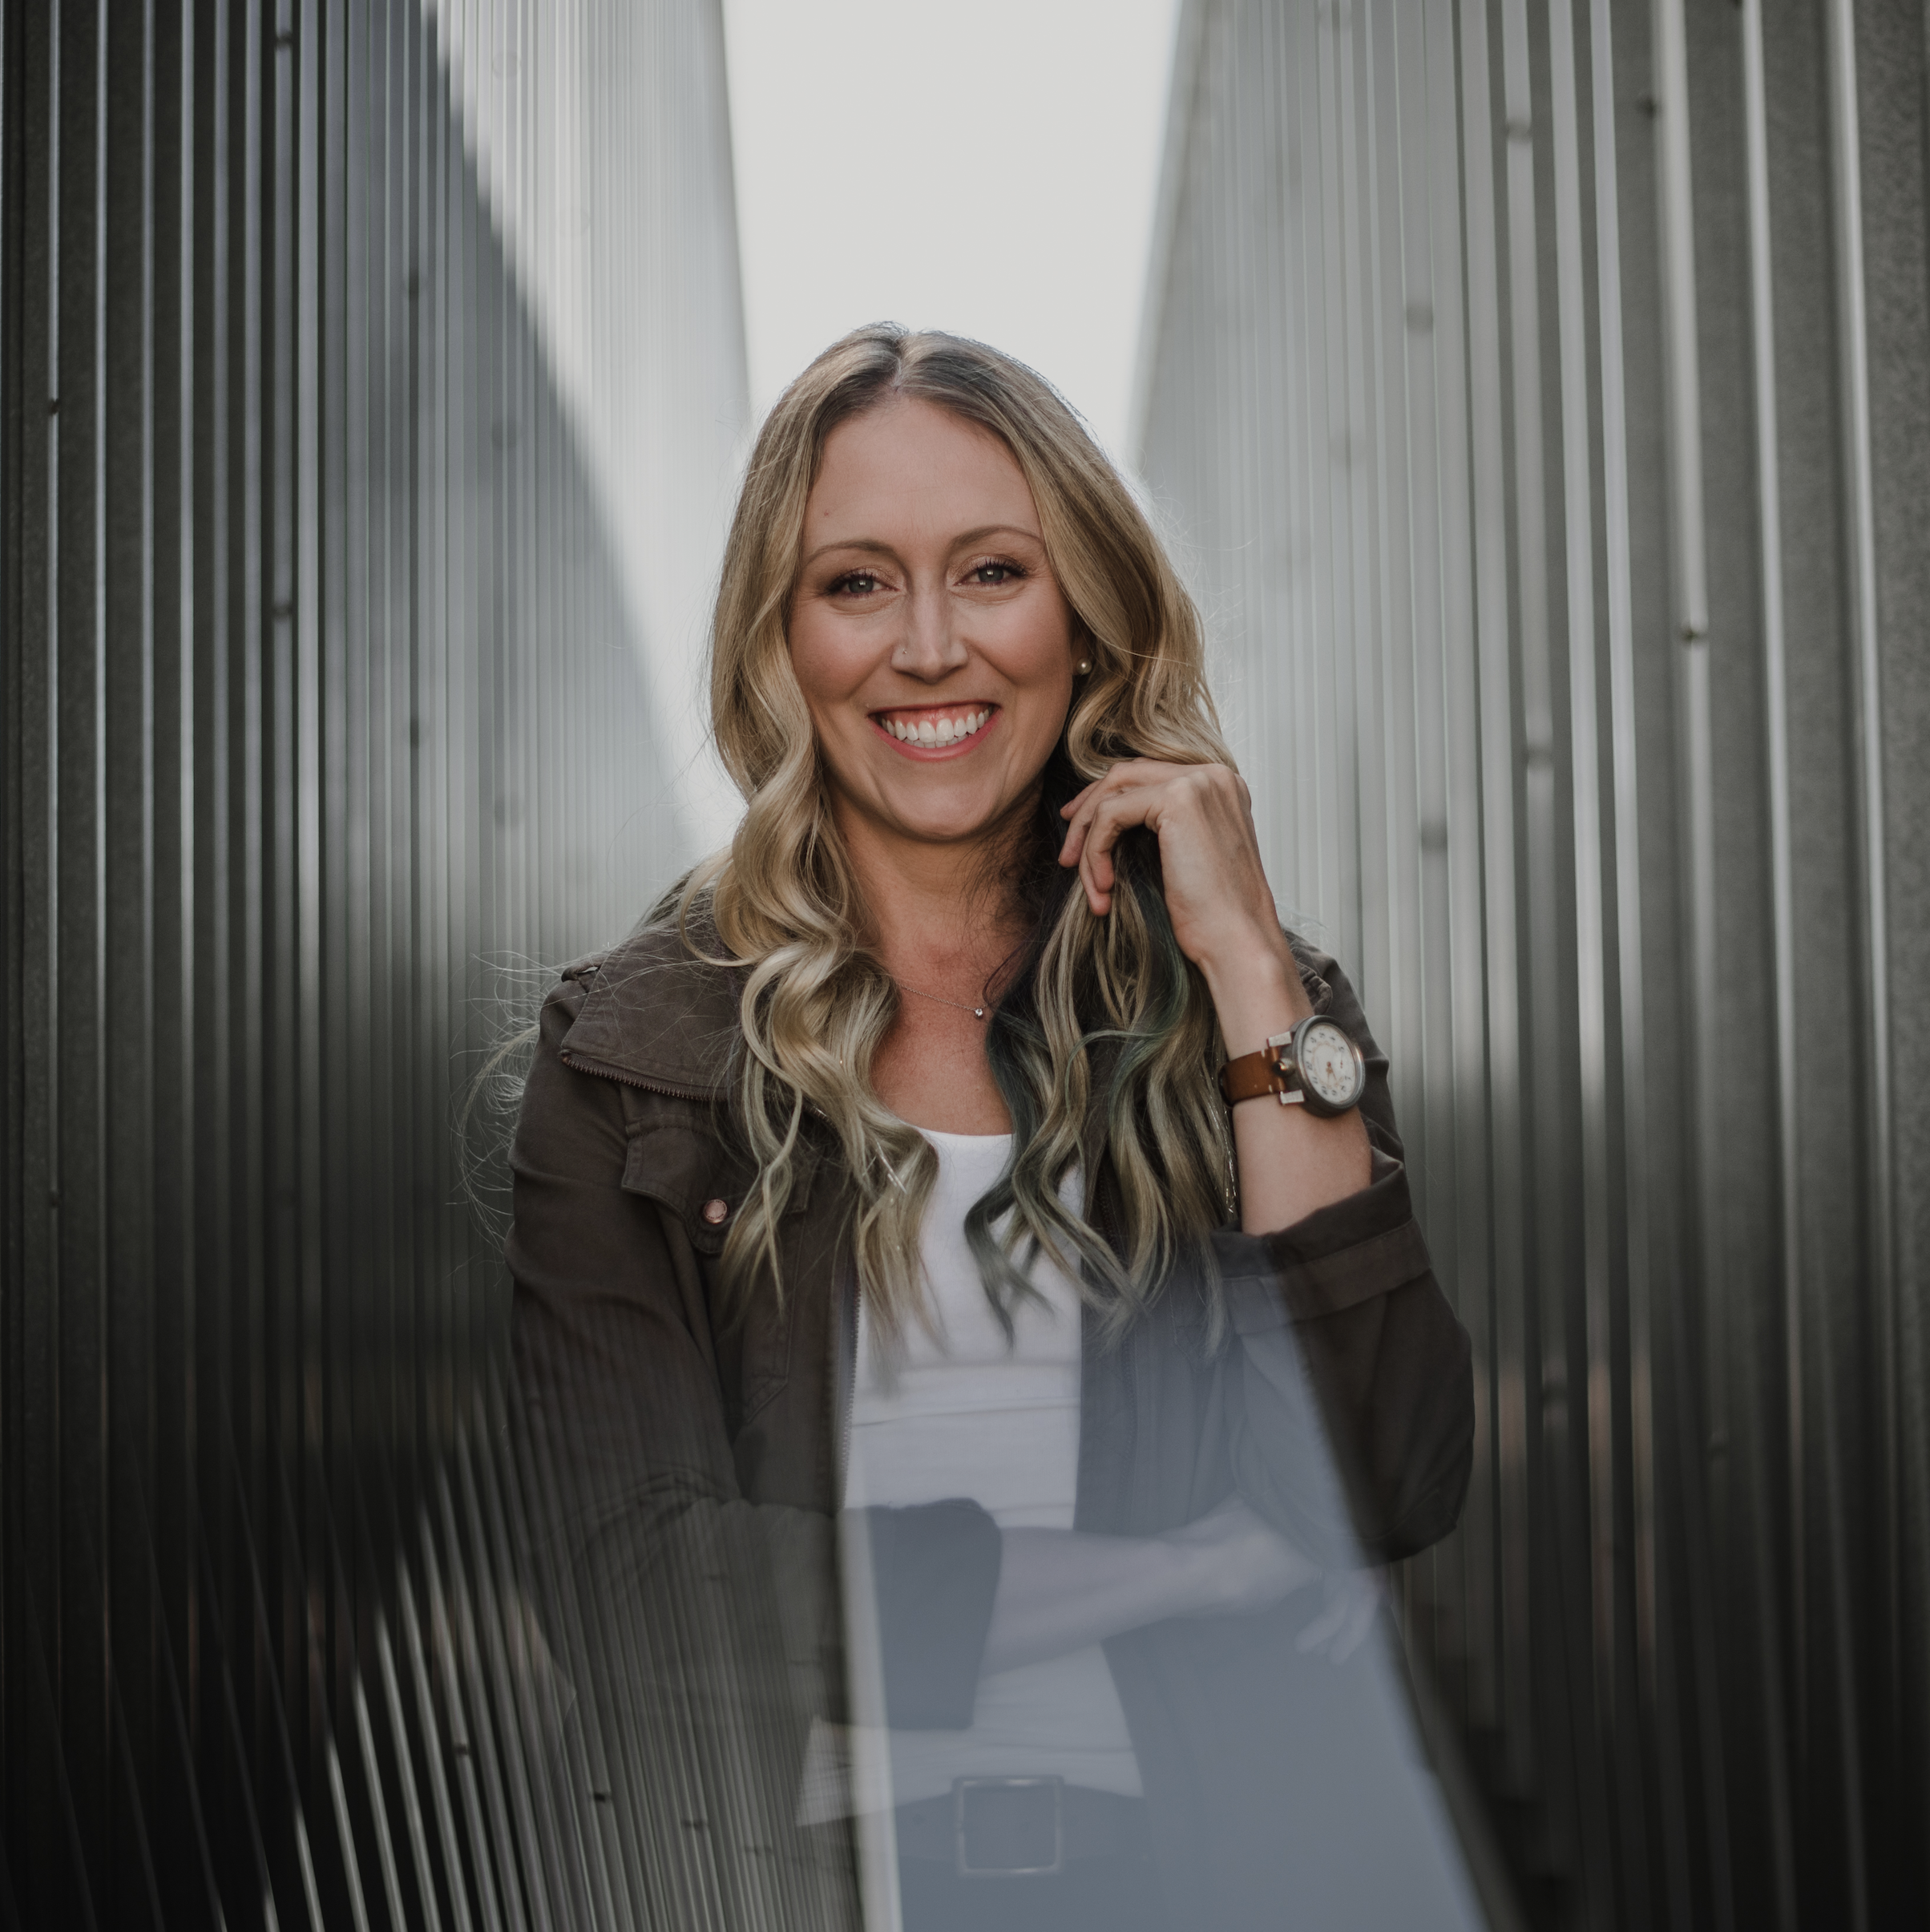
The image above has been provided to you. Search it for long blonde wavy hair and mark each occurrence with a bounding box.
[684,325,1239,1344]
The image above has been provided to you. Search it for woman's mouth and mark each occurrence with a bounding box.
[870,704,996,753]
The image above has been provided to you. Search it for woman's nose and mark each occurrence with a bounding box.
[890,585,967,680]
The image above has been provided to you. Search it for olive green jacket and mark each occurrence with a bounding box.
[507,919,1472,1930]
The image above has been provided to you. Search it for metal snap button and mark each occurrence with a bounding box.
[701,1198,729,1225]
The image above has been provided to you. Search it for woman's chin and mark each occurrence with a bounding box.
[862,782,1030,852]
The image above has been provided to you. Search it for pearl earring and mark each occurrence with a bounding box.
[1076,657,1092,675]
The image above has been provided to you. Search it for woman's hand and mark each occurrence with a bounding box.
[1294,1566,1387,1662]
[1060,758,1371,1231]
[1158,1494,1320,1618]
[1057,760,1294,991]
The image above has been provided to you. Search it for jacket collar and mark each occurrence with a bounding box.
[563,915,1337,1107]
[562,918,742,1099]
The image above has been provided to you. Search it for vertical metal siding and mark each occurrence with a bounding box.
[1137,1,1930,1924]
[0,3,746,1924]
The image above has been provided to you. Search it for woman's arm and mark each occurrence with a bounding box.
[1206,940,1373,1232]
[1213,944,1476,1564]
[1056,759,1371,1231]
[979,1497,1320,1676]
[1060,764,1472,1562]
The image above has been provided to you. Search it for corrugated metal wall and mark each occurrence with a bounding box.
[0,3,745,1924]
[1135,0,1929,1926]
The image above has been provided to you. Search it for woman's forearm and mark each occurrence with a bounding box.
[979,1529,1200,1675]
[1201,945,1372,1234]
[979,1500,1319,1676]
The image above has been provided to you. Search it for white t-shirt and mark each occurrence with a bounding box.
[845,1127,1143,1803]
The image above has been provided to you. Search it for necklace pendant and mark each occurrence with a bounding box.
[972,1005,986,1020]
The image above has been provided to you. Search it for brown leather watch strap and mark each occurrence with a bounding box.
[1218,1046,1294,1105]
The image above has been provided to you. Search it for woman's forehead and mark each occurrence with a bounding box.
[807,398,1038,538]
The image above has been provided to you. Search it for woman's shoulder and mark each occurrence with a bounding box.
[543,908,741,1100]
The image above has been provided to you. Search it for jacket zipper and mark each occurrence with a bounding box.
[558,1046,720,1104]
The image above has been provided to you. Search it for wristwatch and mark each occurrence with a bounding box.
[1218,1014,1367,1117]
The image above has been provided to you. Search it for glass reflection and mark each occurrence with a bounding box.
[509,325,1486,1930]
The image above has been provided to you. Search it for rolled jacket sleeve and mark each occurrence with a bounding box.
[1213,942,1474,1566]
[860,1499,1003,1730]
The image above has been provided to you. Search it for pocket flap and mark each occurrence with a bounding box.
[622,1124,814,1253]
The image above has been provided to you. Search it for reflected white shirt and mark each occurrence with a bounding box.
[846,1127,1142,1803]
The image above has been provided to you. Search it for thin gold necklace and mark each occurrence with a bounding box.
[894,979,988,1021]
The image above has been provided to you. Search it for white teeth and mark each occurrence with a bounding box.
[882,709,989,743]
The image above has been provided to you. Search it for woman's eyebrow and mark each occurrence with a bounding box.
[800,523,1042,572]
[800,536,899,570]
[945,523,1042,552]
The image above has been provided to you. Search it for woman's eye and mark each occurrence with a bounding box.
[830,571,882,596]
[968,561,1023,586]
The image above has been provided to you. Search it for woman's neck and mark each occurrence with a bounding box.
[842,802,1032,1134]
[834,794,1034,994]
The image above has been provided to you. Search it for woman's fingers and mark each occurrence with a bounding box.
[1058,762,1156,866]
[1294,1591,1352,1655]
[1295,1570,1385,1661]
[1061,766,1179,911]
[1330,1583,1382,1662]
[1056,760,1276,951]
[1075,794,1136,904]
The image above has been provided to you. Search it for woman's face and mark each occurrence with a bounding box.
[787,397,1079,855]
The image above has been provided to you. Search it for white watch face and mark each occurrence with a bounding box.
[1299,1019,1361,1107]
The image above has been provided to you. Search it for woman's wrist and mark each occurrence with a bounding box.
[1197,935,1312,1059]
[1205,932,1373,1229]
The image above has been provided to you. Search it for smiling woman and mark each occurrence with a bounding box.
[507,325,1478,1930]
[787,398,1080,865]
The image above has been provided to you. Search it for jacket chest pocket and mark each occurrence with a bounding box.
[621,1120,815,1421]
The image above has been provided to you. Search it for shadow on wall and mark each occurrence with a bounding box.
[0,4,721,1926]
